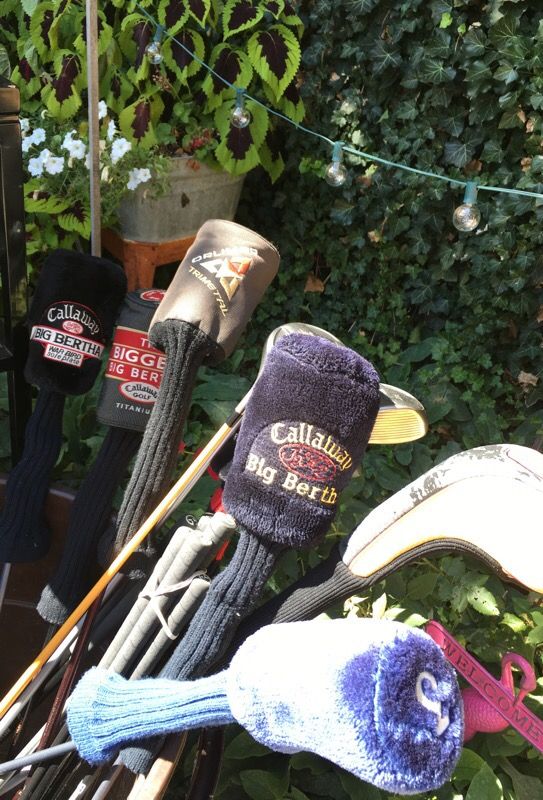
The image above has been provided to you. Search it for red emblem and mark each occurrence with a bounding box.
[140,290,165,303]
[279,444,337,482]
[62,320,83,334]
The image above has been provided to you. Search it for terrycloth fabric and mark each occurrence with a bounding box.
[222,333,381,548]
[25,249,126,396]
[119,334,380,773]
[67,619,463,795]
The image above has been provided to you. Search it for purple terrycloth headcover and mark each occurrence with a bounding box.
[222,334,380,548]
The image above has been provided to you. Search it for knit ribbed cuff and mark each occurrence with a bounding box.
[119,531,282,774]
[67,668,232,765]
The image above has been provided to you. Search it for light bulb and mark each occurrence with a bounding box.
[452,203,481,232]
[145,40,163,65]
[453,181,481,232]
[231,105,251,129]
[325,161,347,187]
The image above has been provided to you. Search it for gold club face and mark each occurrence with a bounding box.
[265,327,428,446]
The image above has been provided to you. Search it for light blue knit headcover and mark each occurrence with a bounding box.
[67,619,463,795]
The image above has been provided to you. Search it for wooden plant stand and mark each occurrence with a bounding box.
[102,229,196,291]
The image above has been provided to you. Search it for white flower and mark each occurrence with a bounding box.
[62,130,77,149]
[106,119,117,141]
[32,128,46,145]
[126,167,152,191]
[20,118,30,134]
[101,166,110,183]
[22,126,48,152]
[64,138,86,160]
[28,155,44,177]
[99,139,106,152]
[137,168,151,183]
[98,100,107,119]
[111,137,131,164]
[43,154,65,175]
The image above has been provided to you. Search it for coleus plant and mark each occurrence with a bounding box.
[1,0,306,182]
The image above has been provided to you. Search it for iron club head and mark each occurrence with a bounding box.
[259,323,428,445]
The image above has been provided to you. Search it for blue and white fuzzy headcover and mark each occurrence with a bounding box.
[67,619,463,796]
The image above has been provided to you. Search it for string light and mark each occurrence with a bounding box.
[325,141,347,186]
[135,3,543,229]
[453,181,481,232]
[231,88,251,129]
[145,24,164,65]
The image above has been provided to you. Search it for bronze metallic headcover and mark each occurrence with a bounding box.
[150,219,280,363]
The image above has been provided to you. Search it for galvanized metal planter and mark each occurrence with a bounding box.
[117,157,245,243]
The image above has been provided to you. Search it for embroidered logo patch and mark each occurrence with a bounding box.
[243,421,353,508]
[105,326,165,407]
[279,443,337,482]
[30,301,104,368]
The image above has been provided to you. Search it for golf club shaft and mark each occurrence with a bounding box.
[0,407,244,720]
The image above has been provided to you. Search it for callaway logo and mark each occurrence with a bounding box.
[244,421,353,507]
[31,301,104,368]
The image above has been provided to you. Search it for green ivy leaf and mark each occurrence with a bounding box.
[500,758,543,800]
[526,624,543,645]
[443,139,476,167]
[493,63,519,83]
[223,0,265,39]
[224,731,270,760]
[418,57,456,84]
[466,764,504,800]
[467,585,500,616]
[247,23,301,99]
[239,766,289,800]
[489,14,528,61]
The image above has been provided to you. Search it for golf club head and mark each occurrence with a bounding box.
[259,324,428,445]
[342,444,543,593]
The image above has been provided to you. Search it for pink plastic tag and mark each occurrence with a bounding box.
[426,620,543,753]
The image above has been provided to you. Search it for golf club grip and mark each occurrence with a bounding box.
[229,544,364,651]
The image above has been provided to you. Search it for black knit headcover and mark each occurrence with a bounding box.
[0,250,126,564]
[38,290,164,624]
